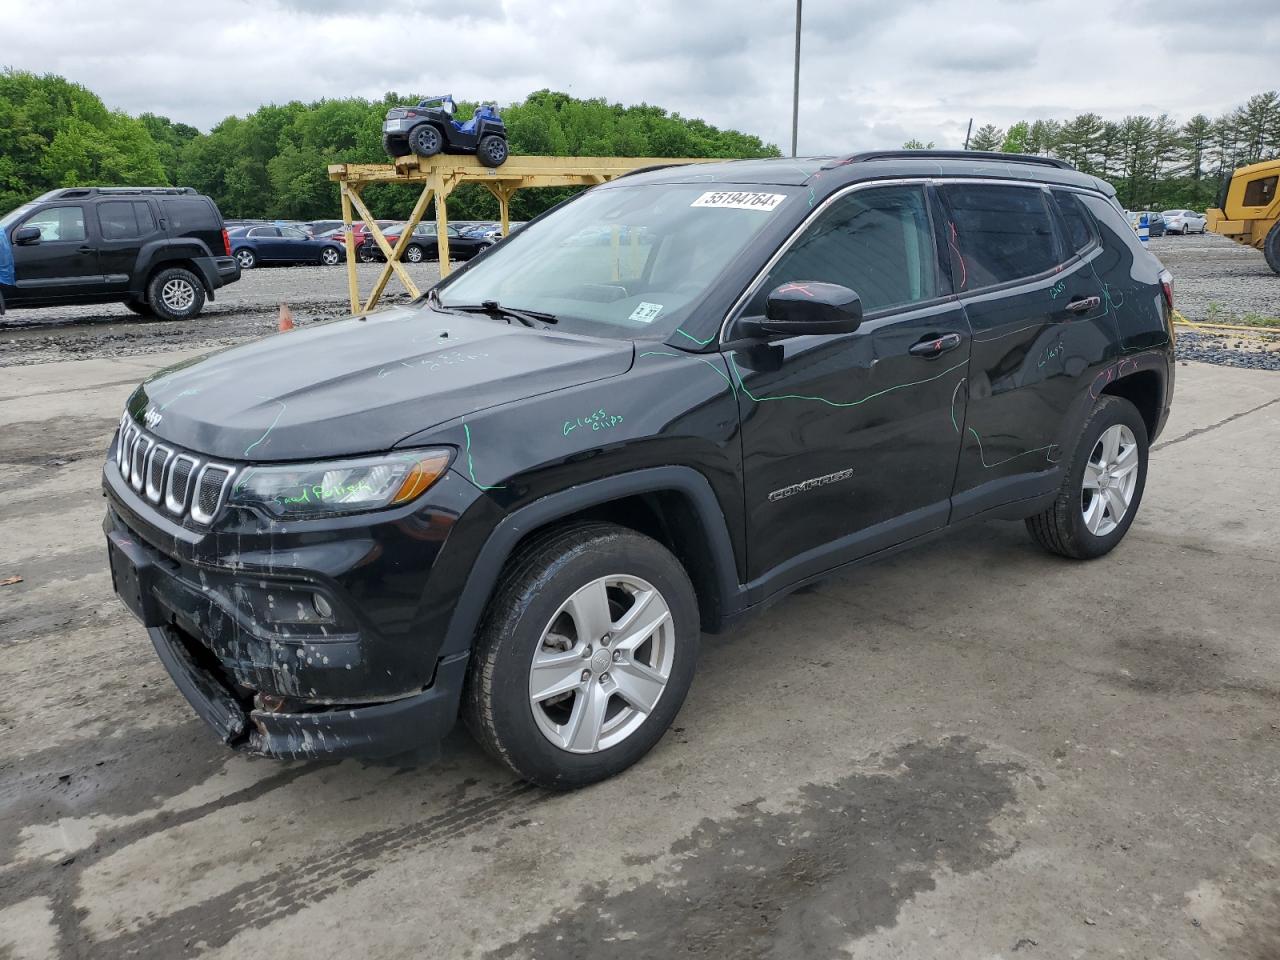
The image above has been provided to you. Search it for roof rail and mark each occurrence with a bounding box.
[49,186,199,198]
[822,150,1075,171]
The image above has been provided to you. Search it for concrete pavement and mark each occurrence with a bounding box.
[1,353,1277,959]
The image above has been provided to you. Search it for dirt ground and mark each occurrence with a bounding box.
[1,335,1279,957]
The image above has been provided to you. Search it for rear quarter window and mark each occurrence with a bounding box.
[162,198,219,234]
[1051,190,1098,256]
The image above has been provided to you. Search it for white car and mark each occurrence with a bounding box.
[1162,209,1207,235]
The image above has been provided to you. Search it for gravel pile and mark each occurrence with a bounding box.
[1174,330,1280,371]
[1149,232,1277,325]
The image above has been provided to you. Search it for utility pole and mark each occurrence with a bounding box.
[963,118,973,150]
[791,0,802,157]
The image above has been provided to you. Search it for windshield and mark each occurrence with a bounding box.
[437,183,796,339]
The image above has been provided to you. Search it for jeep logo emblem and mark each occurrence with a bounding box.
[143,407,162,429]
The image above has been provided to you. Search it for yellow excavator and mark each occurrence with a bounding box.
[1206,158,1280,274]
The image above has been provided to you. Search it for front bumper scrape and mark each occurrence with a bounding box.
[149,624,470,759]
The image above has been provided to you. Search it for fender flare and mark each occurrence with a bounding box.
[438,466,744,656]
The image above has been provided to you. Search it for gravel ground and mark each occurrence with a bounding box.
[0,261,445,366]
[1,233,1275,369]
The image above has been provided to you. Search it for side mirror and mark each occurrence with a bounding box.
[14,226,41,245]
[745,282,863,337]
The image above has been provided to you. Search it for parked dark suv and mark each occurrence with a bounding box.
[103,151,1174,788]
[0,187,238,320]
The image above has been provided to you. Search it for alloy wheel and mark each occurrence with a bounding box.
[1081,423,1139,536]
[528,574,674,754]
[321,247,340,265]
[161,278,196,312]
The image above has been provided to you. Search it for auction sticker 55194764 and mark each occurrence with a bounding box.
[691,191,787,211]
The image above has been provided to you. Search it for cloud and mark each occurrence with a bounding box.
[0,0,1275,154]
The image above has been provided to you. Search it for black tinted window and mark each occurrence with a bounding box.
[745,185,939,316]
[134,201,156,234]
[163,198,217,232]
[944,184,1061,289]
[98,201,140,240]
[1052,190,1097,254]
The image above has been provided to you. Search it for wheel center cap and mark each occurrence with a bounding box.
[590,650,611,673]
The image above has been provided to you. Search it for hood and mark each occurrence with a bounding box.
[129,306,634,461]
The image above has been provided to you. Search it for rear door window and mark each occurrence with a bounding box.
[742,184,940,316]
[943,184,1063,291]
[97,201,141,240]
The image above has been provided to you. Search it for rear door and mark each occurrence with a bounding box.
[96,199,161,293]
[726,182,970,586]
[9,204,101,303]
[941,181,1107,519]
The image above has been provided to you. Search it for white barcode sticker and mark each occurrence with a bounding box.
[629,301,664,324]
[691,191,787,211]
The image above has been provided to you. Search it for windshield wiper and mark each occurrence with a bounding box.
[441,300,558,328]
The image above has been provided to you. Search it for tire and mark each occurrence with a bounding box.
[1025,395,1149,560]
[404,243,424,264]
[319,246,341,266]
[235,248,256,269]
[383,134,411,158]
[463,522,700,789]
[407,123,443,157]
[358,246,378,263]
[1182,224,1190,235]
[146,267,205,322]
[124,299,151,317]
[477,134,508,168]
[1264,222,1280,277]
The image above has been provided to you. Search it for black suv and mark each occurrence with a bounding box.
[103,152,1174,788]
[0,187,238,321]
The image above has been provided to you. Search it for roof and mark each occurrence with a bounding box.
[612,152,1114,196]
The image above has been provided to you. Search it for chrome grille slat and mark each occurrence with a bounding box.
[112,421,235,527]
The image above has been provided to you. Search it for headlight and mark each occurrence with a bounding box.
[228,449,452,518]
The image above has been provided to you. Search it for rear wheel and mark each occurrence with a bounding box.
[235,248,256,269]
[404,243,424,264]
[319,246,341,266]
[1182,224,1190,235]
[477,134,508,168]
[382,134,411,158]
[1264,222,1280,276]
[463,523,699,789]
[408,123,443,157]
[147,267,205,322]
[1026,395,1148,559]
[124,299,151,317]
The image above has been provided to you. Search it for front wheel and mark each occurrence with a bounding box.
[463,523,700,789]
[404,244,424,264]
[1182,224,1190,235]
[147,267,206,322]
[383,134,411,158]
[235,248,256,269]
[357,246,378,263]
[1264,222,1280,276]
[477,134,508,168]
[124,299,151,317]
[1025,395,1149,559]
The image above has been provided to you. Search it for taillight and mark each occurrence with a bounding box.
[222,229,231,257]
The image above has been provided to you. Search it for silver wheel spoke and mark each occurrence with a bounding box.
[1111,444,1139,478]
[565,579,614,644]
[1105,485,1129,521]
[1083,492,1107,533]
[1101,425,1120,464]
[529,649,585,703]
[1083,460,1103,490]
[611,660,666,714]
[612,589,670,651]
[564,683,610,752]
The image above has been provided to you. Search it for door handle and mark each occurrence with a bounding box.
[77,245,94,254]
[1066,295,1101,313]
[908,332,963,358]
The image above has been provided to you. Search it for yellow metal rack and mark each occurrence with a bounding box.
[327,154,719,313]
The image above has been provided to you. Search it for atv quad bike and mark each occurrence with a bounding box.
[382,95,509,168]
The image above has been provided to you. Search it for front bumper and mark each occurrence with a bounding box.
[102,451,496,759]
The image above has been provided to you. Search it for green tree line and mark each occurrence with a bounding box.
[0,71,779,222]
[952,91,1280,210]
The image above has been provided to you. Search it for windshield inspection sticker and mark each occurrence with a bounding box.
[691,191,787,212]
[629,301,664,324]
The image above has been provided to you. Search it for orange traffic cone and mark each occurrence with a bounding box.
[278,303,294,332]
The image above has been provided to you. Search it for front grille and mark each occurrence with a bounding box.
[114,415,236,526]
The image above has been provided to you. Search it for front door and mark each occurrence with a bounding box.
[10,204,100,304]
[725,183,970,588]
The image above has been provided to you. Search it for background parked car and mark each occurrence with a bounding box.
[1162,209,1207,234]
[356,221,492,263]
[314,220,397,251]
[304,219,345,237]
[230,224,345,268]
[1128,210,1167,237]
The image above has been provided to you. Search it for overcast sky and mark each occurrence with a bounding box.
[3,0,1277,153]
